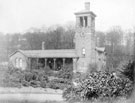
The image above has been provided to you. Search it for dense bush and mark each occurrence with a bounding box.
[3,67,49,88]
[48,78,71,90]
[3,67,23,87]
[116,60,134,82]
[4,65,72,89]
[63,71,133,102]
[21,69,49,88]
[56,64,73,80]
[39,64,73,81]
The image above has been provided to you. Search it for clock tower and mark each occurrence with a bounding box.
[74,2,97,73]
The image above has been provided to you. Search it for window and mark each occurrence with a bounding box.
[15,58,19,68]
[79,16,88,27]
[19,59,23,68]
[84,16,88,27]
[80,17,83,27]
[82,48,85,56]
[15,58,23,68]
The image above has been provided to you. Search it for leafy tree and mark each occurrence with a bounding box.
[96,31,106,47]
[22,25,75,50]
[8,33,21,54]
[125,31,134,55]
[105,26,124,69]
[117,60,134,82]
[106,26,123,52]
[0,33,8,62]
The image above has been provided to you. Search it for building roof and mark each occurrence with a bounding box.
[10,49,78,58]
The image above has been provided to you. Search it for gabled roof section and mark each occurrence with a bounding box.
[9,50,27,58]
[10,49,78,58]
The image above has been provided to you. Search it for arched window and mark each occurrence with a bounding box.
[82,48,85,56]
[15,58,19,68]
[19,58,23,68]
[84,16,88,27]
[80,17,83,27]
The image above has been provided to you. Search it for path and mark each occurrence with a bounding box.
[0,93,63,102]
[0,87,64,102]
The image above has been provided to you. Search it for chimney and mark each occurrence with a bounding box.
[85,2,90,11]
[42,41,45,50]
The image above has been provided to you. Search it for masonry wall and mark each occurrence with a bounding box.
[9,52,27,70]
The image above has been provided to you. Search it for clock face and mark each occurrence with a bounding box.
[80,32,85,37]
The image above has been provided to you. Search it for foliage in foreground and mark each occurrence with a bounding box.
[63,71,133,103]
[3,65,72,90]
[116,60,134,82]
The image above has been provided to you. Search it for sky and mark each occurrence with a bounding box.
[0,0,134,34]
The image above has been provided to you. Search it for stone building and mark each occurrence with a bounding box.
[9,2,106,73]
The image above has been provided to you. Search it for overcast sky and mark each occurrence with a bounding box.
[0,0,134,33]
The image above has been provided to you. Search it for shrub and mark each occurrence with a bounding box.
[116,60,134,82]
[3,67,23,87]
[3,67,49,88]
[63,85,82,102]
[63,71,133,102]
[57,64,73,80]
[48,78,71,90]
[3,65,72,89]
[21,69,48,88]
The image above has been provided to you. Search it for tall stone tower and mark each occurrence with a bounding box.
[74,2,97,73]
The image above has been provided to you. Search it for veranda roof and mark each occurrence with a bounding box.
[10,49,78,58]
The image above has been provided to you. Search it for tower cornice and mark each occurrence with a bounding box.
[75,11,96,17]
